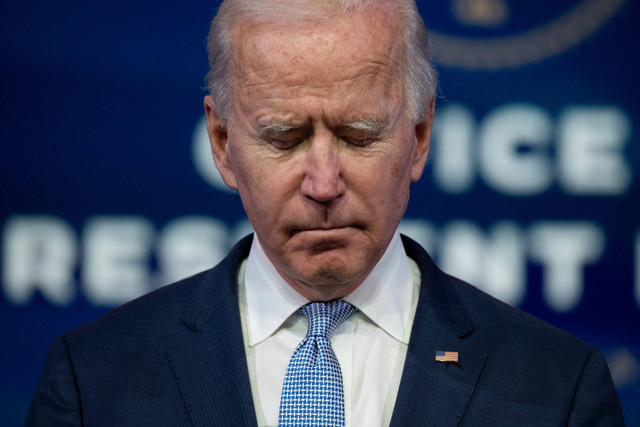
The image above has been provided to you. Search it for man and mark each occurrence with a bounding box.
[27,0,623,425]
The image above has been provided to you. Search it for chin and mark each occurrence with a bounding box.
[298,275,360,301]
[300,262,364,288]
[308,268,352,286]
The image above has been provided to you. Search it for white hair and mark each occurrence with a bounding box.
[205,0,437,124]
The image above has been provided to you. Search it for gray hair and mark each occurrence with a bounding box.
[205,0,437,124]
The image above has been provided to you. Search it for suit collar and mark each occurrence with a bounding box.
[167,235,257,426]
[390,236,486,426]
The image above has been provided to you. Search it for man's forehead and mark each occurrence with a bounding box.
[235,77,404,128]
[228,5,402,81]
[225,5,406,127]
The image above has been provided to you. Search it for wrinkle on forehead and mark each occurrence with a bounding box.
[229,6,404,105]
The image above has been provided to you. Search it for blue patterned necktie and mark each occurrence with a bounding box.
[278,300,357,427]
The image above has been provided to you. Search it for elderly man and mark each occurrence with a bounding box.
[27,0,623,425]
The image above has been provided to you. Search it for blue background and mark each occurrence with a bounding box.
[1,1,638,424]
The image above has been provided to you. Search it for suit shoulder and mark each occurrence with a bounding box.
[452,275,590,352]
[65,268,214,346]
[402,234,591,353]
[63,234,253,345]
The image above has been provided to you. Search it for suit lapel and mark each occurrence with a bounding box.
[164,234,485,426]
[390,237,487,426]
[167,236,258,427]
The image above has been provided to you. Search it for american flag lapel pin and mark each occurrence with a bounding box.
[435,350,459,363]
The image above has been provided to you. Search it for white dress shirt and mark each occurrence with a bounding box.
[238,232,421,427]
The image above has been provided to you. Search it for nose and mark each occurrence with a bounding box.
[300,135,346,204]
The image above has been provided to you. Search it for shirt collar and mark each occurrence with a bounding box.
[343,232,414,343]
[243,231,413,346]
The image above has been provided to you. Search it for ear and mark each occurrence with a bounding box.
[204,95,238,190]
[410,96,435,182]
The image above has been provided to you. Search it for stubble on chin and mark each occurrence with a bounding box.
[281,254,369,301]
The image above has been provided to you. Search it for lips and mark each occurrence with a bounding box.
[291,226,348,235]
[290,224,364,236]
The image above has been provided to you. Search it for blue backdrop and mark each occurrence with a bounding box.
[1,1,638,424]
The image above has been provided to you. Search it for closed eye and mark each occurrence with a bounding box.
[338,129,378,146]
[258,123,309,150]
[337,119,387,147]
[267,131,307,149]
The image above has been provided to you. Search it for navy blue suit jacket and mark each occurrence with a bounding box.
[27,235,623,425]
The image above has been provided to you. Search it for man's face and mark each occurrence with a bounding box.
[205,6,432,300]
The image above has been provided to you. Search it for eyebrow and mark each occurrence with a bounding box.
[340,117,387,133]
[256,117,389,136]
[257,120,302,134]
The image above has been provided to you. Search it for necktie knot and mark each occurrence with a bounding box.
[300,300,357,339]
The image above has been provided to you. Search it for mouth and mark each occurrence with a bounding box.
[290,224,364,236]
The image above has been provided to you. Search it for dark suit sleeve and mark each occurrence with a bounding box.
[568,348,624,426]
[26,336,82,426]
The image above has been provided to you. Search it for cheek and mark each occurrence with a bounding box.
[385,147,415,186]
[229,145,268,192]
[374,151,414,211]
[231,155,298,219]
[391,160,406,180]
[228,155,267,210]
